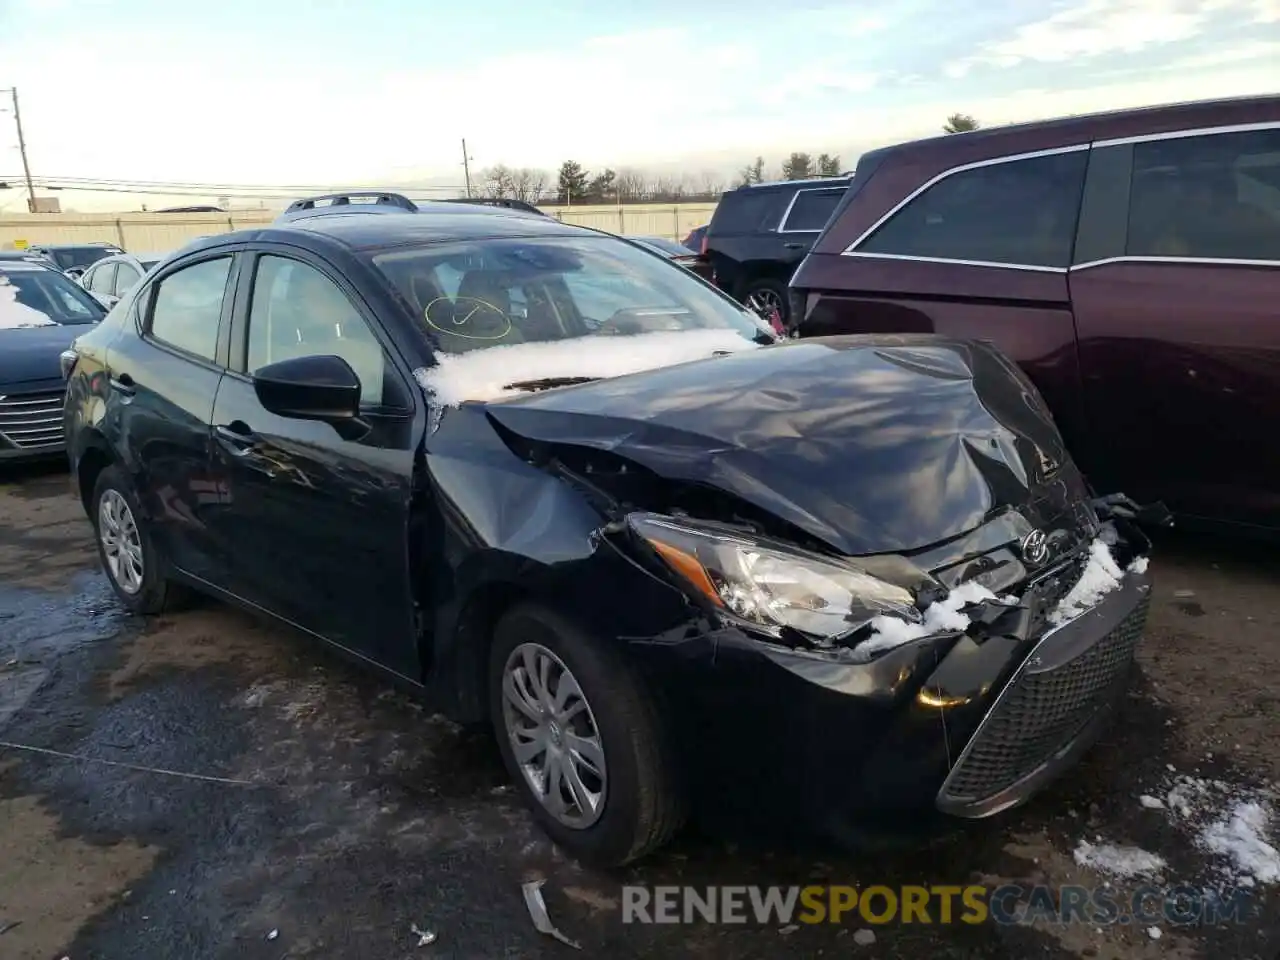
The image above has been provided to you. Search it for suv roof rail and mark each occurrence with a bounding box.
[436,197,549,216]
[282,191,420,214]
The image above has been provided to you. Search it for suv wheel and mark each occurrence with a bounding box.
[91,465,190,614]
[741,278,789,328]
[489,603,685,866]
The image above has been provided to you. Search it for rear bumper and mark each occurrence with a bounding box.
[936,569,1151,818]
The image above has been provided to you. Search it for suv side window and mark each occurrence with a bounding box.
[712,192,779,234]
[781,188,845,232]
[246,255,389,408]
[1128,127,1280,261]
[148,256,232,361]
[858,151,1088,268]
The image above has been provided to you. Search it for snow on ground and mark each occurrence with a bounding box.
[417,330,761,406]
[1077,773,1280,888]
[1073,840,1167,879]
[0,276,55,329]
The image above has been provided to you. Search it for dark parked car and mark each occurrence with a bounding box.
[27,242,124,279]
[64,192,1154,865]
[630,235,714,281]
[703,176,851,326]
[682,224,707,253]
[791,95,1280,535]
[0,260,105,460]
[80,251,170,307]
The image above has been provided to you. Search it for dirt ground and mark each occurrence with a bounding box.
[1,461,1277,960]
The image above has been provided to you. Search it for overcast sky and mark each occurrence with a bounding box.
[1,0,1277,210]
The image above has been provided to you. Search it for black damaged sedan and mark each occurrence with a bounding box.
[63,192,1156,865]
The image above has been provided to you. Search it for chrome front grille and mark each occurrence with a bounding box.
[0,390,65,449]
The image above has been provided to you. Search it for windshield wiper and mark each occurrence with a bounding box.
[504,376,600,392]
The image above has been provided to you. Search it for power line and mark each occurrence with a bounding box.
[1,173,473,193]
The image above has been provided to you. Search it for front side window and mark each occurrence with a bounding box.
[148,257,232,361]
[1128,127,1280,261]
[374,235,769,357]
[781,188,844,232]
[857,151,1089,268]
[246,255,388,407]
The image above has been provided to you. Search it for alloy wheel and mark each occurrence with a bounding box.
[745,287,784,318]
[501,642,608,829]
[98,489,144,595]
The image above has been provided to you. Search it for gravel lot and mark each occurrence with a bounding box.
[1,462,1277,960]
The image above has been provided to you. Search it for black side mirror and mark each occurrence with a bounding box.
[252,355,363,426]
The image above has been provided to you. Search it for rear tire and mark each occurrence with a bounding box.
[91,464,191,615]
[489,603,685,866]
[741,277,789,328]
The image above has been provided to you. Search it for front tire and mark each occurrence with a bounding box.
[489,603,685,866]
[91,464,189,614]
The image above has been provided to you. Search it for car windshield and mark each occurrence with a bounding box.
[50,247,115,271]
[374,235,769,357]
[0,269,105,325]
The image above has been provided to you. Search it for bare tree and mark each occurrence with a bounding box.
[483,165,549,203]
[510,168,549,203]
[616,168,648,201]
[695,171,724,199]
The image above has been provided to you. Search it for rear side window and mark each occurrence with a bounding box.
[1128,127,1280,262]
[87,263,116,295]
[781,188,845,232]
[857,151,1088,268]
[113,264,143,297]
[148,257,232,361]
[711,192,780,234]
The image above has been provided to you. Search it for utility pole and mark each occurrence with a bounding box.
[5,88,37,213]
[460,138,474,198]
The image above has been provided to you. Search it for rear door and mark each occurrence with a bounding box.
[1068,124,1280,528]
[106,251,239,583]
[206,247,422,677]
[798,148,1093,459]
[776,186,847,266]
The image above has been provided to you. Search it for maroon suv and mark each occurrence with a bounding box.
[791,95,1280,535]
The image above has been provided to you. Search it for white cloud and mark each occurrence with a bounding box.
[946,0,1276,76]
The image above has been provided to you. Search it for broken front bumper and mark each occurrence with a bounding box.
[936,567,1152,818]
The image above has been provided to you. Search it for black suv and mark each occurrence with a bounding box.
[704,177,851,326]
[28,242,124,279]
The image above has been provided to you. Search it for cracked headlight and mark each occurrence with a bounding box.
[629,513,921,643]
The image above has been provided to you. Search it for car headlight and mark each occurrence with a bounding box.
[628,513,921,644]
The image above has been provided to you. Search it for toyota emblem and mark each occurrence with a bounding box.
[1020,529,1050,565]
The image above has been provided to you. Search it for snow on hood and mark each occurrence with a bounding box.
[416,330,761,406]
[0,276,55,329]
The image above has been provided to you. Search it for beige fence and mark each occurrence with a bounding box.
[0,202,719,253]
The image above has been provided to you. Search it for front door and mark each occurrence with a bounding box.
[206,250,422,677]
[1068,126,1280,528]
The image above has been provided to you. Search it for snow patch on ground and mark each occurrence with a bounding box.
[1084,773,1280,889]
[857,580,1001,658]
[418,330,761,406]
[0,276,55,329]
[1073,840,1167,878]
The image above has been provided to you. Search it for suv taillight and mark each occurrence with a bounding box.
[700,233,708,255]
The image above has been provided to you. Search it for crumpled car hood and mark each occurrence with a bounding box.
[483,335,1086,557]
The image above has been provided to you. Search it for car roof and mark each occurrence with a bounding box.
[206,207,596,254]
[731,176,853,194]
[0,260,57,273]
[864,93,1280,167]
